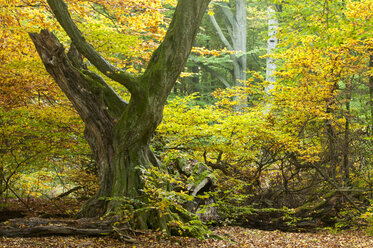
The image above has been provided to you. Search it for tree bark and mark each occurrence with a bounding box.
[0,217,137,242]
[29,0,211,229]
[209,0,247,87]
[29,31,119,217]
[265,6,279,94]
[369,54,373,135]
[342,81,351,186]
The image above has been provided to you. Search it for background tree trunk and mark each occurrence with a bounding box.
[369,54,373,135]
[209,0,247,87]
[265,6,279,94]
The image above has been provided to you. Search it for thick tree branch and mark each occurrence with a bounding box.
[209,14,233,50]
[141,0,211,96]
[189,55,231,88]
[310,163,363,213]
[29,30,127,121]
[46,0,139,95]
[210,0,246,88]
[220,3,237,39]
[208,5,243,67]
[209,12,242,84]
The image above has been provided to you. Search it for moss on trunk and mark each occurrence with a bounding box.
[30,0,211,233]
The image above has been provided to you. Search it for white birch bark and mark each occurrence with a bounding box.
[265,6,278,94]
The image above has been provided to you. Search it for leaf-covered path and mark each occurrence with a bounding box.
[1,226,372,247]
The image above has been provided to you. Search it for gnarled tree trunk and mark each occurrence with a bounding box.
[29,0,211,229]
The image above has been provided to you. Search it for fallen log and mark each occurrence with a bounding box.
[0,225,112,237]
[0,217,137,243]
[55,186,83,199]
[230,190,357,231]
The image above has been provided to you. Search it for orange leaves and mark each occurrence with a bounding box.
[157,85,276,167]
[212,87,253,111]
[70,0,178,72]
[0,0,179,109]
[345,0,373,21]
[84,0,174,53]
[0,0,60,109]
[192,47,235,58]
[269,0,373,167]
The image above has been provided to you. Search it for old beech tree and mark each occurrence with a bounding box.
[29,0,211,228]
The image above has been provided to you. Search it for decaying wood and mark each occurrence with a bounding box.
[0,217,136,242]
[55,186,83,199]
[234,190,350,231]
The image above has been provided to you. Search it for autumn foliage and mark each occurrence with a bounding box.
[1,0,373,241]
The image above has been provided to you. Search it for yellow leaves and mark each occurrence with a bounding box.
[278,1,373,80]
[272,3,372,165]
[360,211,373,220]
[191,47,234,57]
[212,86,254,111]
[271,6,373,163]
[207,0,229,17]
[159,85,293,169]
[17,171,58,198]
[180,71,197,78]
[1,0,177,96]
[0,0,62,108]
[345,0,373,21]
[207,6,214,16]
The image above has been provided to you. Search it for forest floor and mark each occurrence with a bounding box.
[1,198,372,247]
[1,226,372,248]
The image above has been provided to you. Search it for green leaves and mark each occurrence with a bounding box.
[0,104,90,198]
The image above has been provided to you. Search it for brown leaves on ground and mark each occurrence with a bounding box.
[1,226,372,248]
